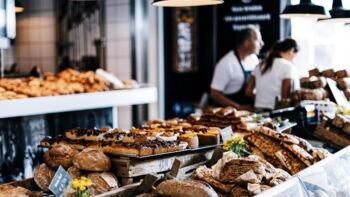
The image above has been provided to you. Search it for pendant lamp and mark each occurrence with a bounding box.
[319,0,350,23]
[15,0,24,13]
[152,0,224,7]
[280,0,329,19]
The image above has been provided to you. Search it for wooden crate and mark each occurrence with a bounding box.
[110,147,215,185]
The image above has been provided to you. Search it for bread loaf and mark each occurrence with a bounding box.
[156,179,218,197]
[34,164,55,192]
[44,144,78,169]
[0,185,31,197]
[88,172,118,195]
[73,148,111,171]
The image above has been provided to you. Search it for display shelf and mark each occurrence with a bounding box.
[0,86,157,127]
[257,146,350,197]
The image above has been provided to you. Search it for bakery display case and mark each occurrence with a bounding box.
[257,145,350,197]
[1,104,350,197]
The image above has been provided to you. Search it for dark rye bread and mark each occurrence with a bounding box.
[193,166,234,193]
[219,158,265,183]
[156,179,218,197]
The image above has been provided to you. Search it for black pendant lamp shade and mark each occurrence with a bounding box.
[281,0,329,19]
[152,0,224,7]
[319,0,350,23]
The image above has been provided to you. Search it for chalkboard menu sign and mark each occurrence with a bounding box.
[216,0,281,59]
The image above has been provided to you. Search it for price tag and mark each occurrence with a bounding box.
[220,126,233,142]
[49,166,72,197]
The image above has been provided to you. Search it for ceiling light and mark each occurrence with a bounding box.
[152,0,224,7]
[319,0,350,23]
[280,0,329,19]
[15,0,24,13]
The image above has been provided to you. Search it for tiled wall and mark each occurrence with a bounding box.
[105,0,133,129]
[15,0,56,73]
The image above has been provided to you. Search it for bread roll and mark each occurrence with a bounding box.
[73,148,111,171]
[156,179,218,197]
[44,144,78,169]
[34,163,55,192]
[335,69,349,78]
[88,172,118,195]
[321,69,335,78]
[309,68,320,77]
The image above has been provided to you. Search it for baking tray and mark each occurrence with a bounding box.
[106,144,221,160]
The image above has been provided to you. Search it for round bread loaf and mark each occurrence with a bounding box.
[88,172,118,195]
[34,163,55,192]
[73,148,111,171]
[44,144,78,169]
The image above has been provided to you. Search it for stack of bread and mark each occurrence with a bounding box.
[0,68,139,101]
[137,153,291,197]
[333,70,350,101]
[188,107,252,129]
[40,122,221,157]
[292,68,350,104]
[0,69,110,99]
[192,155,291,197]
[314,114,350,148]
[292,69,329,104]
[188,107,280,133]
[245,126,330,175]
[33,144,118,195]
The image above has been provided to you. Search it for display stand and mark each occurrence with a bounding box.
[0,86,157,127]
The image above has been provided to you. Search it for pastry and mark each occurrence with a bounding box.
[34,164,55,192]
[44,144,78,169]
[73,148,111,171]
[178,132,199,148]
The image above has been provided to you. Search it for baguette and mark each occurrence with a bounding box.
[256,127,299,144]
[282,143,313,166]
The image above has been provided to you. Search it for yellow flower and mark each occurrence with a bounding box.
[79,186,86,191]
[70,177,93,191]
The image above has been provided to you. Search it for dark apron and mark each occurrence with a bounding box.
[212,50,254,107]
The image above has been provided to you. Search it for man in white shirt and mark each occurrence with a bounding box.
[210,27,264,110]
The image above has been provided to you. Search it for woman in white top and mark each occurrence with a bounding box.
[245,38,299,111]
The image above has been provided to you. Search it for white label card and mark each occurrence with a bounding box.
[220,126,234,142]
